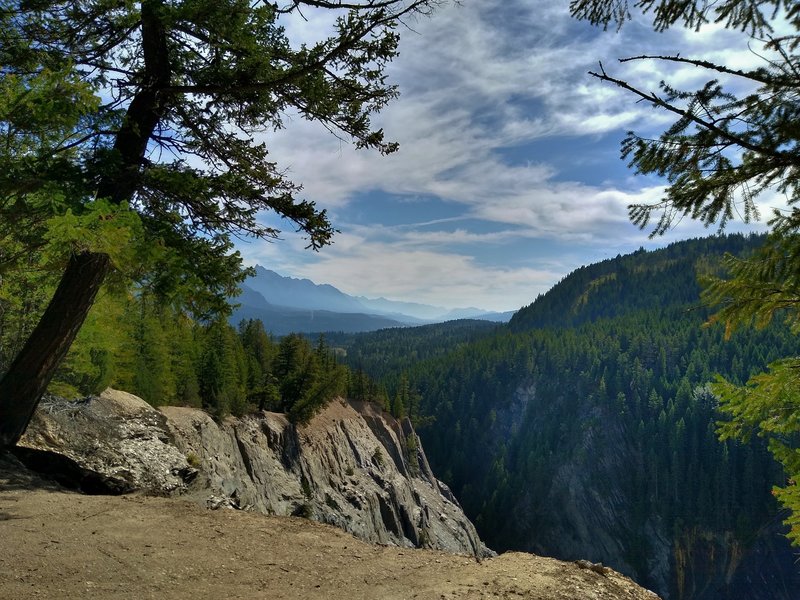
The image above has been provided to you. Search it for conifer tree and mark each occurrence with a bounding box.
[572,0,800,543]
[0,0,438,447]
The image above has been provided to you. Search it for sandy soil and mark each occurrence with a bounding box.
[0,468,660,599]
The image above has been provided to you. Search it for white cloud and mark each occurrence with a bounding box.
[238,0,779,311]
[290,238,563,312]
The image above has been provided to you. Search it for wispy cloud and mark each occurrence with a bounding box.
[238,0,776,311]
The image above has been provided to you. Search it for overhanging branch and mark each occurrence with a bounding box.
[589,62,791,163]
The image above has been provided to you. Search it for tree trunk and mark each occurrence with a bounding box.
[0,251,111,447]
[0,1,171,449]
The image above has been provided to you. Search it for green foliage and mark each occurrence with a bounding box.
[572,1,800,236]
[50,292,125,397]
[573,0,800,548]
[42,201,144,270]
[0,2,438,441]
[186,452,201,468]
[405,433,420,476]
[3,283,376,421]
[272,333,347,423]
[342,237,798,565]
[510,234,762,332]
[0,254,55,374]
[239,319,279,411]
[392,374,410,420]
[702,235,800,338]
[2,0,437,313]
[293,503,313,519]
[199,319,248,417]
[327,320,499,381]
[713,360,800,544]
[570,0,789,34]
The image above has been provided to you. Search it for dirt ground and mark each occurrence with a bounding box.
[0,466,660,600]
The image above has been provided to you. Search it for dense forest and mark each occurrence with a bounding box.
[3,231,799,597]
[330,233,800,599]
[0,271,387,424]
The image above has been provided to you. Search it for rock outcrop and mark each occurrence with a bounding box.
[17,389,193,495]
[17,389,490,558]
[487,384,800,600]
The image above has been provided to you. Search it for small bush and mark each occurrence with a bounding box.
[186,452,201,468]
[292,503,313,519]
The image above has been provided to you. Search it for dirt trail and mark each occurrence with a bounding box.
[0,488,661,600]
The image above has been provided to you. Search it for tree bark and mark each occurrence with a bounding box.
[0,251,111,447]
[0,0,171,448]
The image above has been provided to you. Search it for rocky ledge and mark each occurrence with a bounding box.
[16,389,490,557]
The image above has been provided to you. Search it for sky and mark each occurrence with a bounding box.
[236,0,783,312]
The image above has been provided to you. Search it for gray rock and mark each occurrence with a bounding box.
[162,398,492,557]
[19,389,491,558]
[20,389,193,495]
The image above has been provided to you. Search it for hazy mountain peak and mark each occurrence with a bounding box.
[232,267,514,334]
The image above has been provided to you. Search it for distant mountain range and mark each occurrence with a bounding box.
[230,266,515,335]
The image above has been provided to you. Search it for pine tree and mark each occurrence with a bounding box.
[0,0,439,447]
[572,0,800,545]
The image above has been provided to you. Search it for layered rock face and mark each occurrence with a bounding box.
[488,385,800,600]
[18,389,490,558]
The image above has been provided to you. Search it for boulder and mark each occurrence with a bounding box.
[18,389,491,557]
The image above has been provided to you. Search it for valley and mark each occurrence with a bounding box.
[330,234,800,600]
[3,234,799,600]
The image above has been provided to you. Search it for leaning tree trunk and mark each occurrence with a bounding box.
[0,0,170,449]
[0,251,111,446]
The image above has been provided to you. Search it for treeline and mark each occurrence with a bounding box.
[332,234,798,573]
[0,277,387,423]
[322,319,500,397]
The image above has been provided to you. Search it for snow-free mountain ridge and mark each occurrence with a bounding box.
[230,266,514,334]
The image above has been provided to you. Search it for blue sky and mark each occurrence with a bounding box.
[237,0,783,312]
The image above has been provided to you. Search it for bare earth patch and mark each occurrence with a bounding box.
[0,485,659,600]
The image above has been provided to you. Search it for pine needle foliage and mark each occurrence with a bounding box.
[0,0,439,446]
[573,0,800,544]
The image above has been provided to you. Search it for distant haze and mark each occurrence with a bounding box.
[230,267,515,335]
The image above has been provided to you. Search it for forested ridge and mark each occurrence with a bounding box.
[0,273,388,424]
[333,233,800,598]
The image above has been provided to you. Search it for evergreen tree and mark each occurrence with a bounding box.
[0,0,439,447]
[199,319,247,417]
[238,319,278,410]
[572,0,800,544]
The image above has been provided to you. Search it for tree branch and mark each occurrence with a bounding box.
[589,62,791,163]
[619,53,788,86]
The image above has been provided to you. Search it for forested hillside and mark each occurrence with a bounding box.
[4,232,799,598]
[509,235,759,331]
[323,319,500,382]
[0,273,387,424]
[337,233,800,600]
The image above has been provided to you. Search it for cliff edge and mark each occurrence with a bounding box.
[1,389,663,599]
[15,388,488,557]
